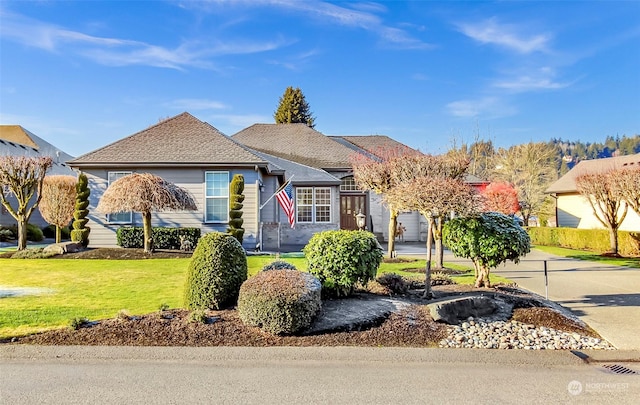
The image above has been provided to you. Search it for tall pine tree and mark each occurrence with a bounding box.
[274,86,315,128]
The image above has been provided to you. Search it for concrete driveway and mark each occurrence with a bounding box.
[387,242,640,350]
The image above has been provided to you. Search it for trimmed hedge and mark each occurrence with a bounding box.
[261,260,298,271]
[184,232,247,310]
[238,269,322,335]
[303,230,383,296]
[528,227,640,257]
[117,227,200,250]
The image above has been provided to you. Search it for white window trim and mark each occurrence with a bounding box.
[107,171,133,224]
[204,171,230,223]
[296,187,332,224]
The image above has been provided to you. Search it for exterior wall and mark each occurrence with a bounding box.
[260,183,341,250]
[557,193,640,231]
[1,195,51,228]
[83,167,262,248]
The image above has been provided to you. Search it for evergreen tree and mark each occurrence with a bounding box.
[274,86,315,128]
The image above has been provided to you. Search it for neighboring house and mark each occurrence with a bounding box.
[0,125,75,227]
[546,153,640,231]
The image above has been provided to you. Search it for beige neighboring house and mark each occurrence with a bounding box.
[0,125,76,228]
[546,153,640,231]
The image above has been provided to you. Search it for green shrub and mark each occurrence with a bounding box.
[431,272,454,286]
[183,232,248,310]
[261,260,297,271]
[303,230,383,296]
[42,225,71,240]
[187,309,208,324]
[226,174,245,244]
[71,173,91,247]
[117,227,201,250]
[376,273,409,294]
[69,317,89,330]
[528,227,640,257]
[26,223,43,242]
[0,228,14,242]
[10,247,57,259]
[238,269,322,335]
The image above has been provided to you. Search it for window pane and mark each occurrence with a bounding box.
[205,199,228,222]
[205,172,229,222]
[296,188,313,205]
[107,172,132,223]
[340,176,359,191]
[297,206,312,223]
[315,206,331,222]
[315,188,331,205]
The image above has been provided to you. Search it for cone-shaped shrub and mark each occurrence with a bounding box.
[226,174,245,244]
[184,232,247,310]
[70,173,91,247]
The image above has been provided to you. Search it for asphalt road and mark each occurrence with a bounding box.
[2,346,639,404]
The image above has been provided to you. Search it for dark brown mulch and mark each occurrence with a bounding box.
[510,307,600,338]
[51,248,193,260]
[12,306,449,347]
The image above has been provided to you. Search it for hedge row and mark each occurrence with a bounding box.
[527,227,640,256]
[116,227,201,250]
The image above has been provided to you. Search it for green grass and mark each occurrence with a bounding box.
[534,245,640,269]
[0,254,510,339]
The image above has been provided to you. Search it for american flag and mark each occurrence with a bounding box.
[276,181,295,228]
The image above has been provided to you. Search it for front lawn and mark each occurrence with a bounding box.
[534,245,640,268]
[0,255,506,339]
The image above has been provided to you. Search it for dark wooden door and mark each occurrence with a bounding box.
[340,194,366,230]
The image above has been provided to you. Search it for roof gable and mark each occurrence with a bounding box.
[70,112,265,167]
[0,125,39,149]
[546,153,640,194]
[232,124,356,169]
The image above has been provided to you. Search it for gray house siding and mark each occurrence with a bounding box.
[83,167,260,248]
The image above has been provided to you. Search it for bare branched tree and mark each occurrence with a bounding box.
[97,173,197,253]
[576,171,627,256]
[39,175,77,243]
[614,166,640,216]
[0,156,52,250]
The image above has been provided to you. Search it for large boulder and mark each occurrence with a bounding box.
[43,241,84,255]
[427,296,512,324]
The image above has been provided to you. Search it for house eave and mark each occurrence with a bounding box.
[68,161,270,170]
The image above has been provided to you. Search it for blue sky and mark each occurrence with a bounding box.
[1,1,639,157]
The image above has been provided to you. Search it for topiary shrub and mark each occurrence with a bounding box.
[226,174,245,244]
[71,173,90,247]
[303,230,383,297]
[261,260,297,271]
[183,232,248,310]
[238,269,322,335]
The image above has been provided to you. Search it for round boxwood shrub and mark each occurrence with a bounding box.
[184,232,248,310]
[303,230,383,296]
[261,260,297,271]
[238,270,321,335]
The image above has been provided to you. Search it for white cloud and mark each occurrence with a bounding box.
[493,67,575,92]
[0,10,289,70]
[457,18,551,54]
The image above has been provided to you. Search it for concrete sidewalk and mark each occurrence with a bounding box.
[388,242,640,350]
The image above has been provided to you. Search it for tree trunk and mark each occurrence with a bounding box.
[475,264,492,288]
[424,219,434,299]
[608,226,619,256]
[387,209,398,258]
[143,211,153,253]
[55,225,61,243]
[17,220,27,251]
[434,217,444,269]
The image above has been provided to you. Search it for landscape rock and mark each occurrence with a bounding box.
[427,296,512,324]
[43,242,84,255]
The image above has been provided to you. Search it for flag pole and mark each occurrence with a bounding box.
[259,175,295,211]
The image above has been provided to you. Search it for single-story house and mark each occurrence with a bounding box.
[0,125,76,228]
[546,153,640,231]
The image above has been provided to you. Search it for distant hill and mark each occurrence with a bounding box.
[548,134,640,175]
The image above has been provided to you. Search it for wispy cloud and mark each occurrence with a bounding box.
[0,10,289,70]
[493,67,575,92]
[457,17,551,54]
[186,0,434,50]
[446,97,517,119]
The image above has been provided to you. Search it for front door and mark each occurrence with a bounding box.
[340,194,366,230]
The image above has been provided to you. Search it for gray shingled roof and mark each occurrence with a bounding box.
[232,124,357,169]
[331,135,417,157]
[70,112,266,167]
[251,150,341,186]
[546,153,640,194]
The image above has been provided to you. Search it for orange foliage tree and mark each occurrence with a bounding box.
[482,182,520,216]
